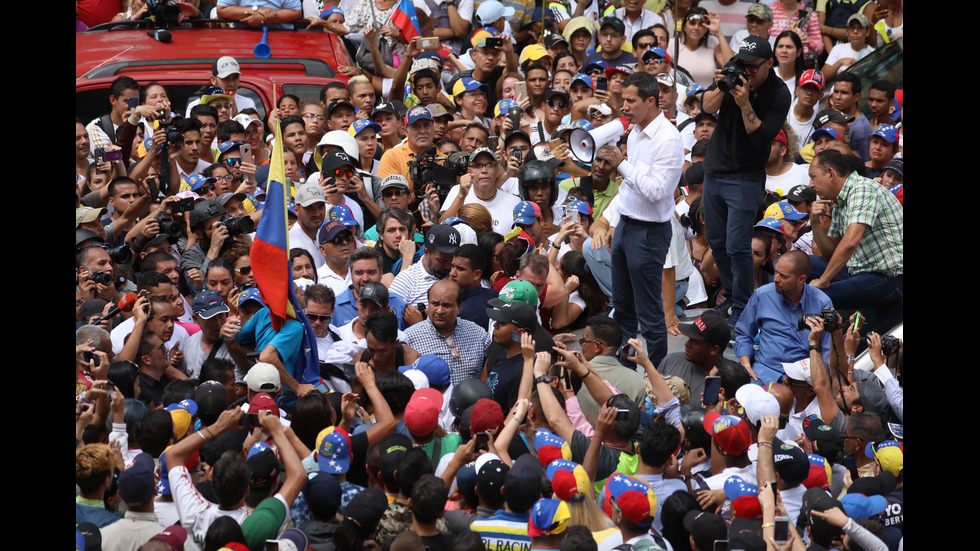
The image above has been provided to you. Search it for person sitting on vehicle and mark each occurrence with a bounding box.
[216,0,302,29]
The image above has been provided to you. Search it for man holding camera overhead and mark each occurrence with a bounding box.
[700,36,791,329]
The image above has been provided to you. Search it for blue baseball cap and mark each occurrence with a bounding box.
[871,124,898,143]
[399,355,451,386]
[238,287,265,308]
[348,118,381,136]
[570,73,593,88]
[513,201,542,225]
[404,105,433,127]
[811,128,839,142]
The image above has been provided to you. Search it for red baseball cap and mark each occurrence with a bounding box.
[404,388,443,437]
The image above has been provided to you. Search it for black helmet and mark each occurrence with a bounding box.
[680,404,711,454]
[450,379,493,418]
[518,160,558,207]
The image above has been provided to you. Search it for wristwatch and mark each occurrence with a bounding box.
[534,375,551,385]
[809,344,822,353]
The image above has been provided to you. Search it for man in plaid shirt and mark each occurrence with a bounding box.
[807,149,902,309]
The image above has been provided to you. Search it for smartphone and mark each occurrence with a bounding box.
[615,408,631,421]
[566,207,579,224]
[488,135,500,151]
[172,196,196,214]
[595,76,608,92]
[514,81,528,102]
[475,432,489,451]
[342,363,357,381]
[511,147,522,165]
[853,311,862,329]
[548,137,563,150]
[773,516,790,545]
[417,302,427,319]
[242,413,260,429]
[485,37,503,49]
[508,107,522,131]
[511,331,523,343]
[127,97,139,110]
[419,37,440,50]
[84,351,101,368]
[703,376,722,406]
[265,542,279,551]
[618,343,636,358]
[94,147,106,163]
[104,150,123,162]
[241,143,253,166]
[315,382,330,394]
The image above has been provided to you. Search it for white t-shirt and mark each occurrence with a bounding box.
[787,99,818,151]
[441,185,522,233]
[664,214,694,281]
[288,223,326,269]
[825,42,875,67]
[315,264,352,298]
[765,163,810,197]
[729,30,776,53]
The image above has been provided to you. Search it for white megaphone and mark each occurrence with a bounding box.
[569,117,630,163]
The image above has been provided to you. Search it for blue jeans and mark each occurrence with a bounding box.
[808,256,904,309]
[583,238,614,299]
[611,216,671,366]
[702,173,765,315]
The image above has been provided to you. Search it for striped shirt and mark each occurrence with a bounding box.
[828,172,903,277]
[471,510,531,551]
[768,0,824,54]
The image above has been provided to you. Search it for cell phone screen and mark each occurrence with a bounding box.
[703,376,722,406]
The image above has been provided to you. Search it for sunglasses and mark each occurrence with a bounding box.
[636,41,656,49]
[330,233,355,245]
[211,103,232,110]
[383,188,407,197]
[235,266,252,276]
[307,313,332,323]
[547,99,569,109]
[198,184,215,194]
[325,168,354,178]
[223,158,242,167]
[303,113,326,122]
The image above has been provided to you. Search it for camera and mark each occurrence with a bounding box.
[796,308,840,332]
[880,335,900,357]
[221,214,255,236]
[102,243,134,265]
[717,58,749,94]
[409,151,468,206]
[145,0,181,24]
[156,215,184,237]
[90,271,113,286]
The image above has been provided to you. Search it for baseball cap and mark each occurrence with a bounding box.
[784,184,817,203]
[570,73,593,88]
[872,124,899,143]
[244,362,281,393]
[399,355,451,386]
[677,311,731,347]
[865,440,903,476]
[605,65,634,80]
[703,411,752,455]
[799,68,825,90]
[326,99,355,117]
[810,127,840,142]
[476,1,514,25]
[528,498,571,537]
[150,525,188,551]
[598,16,625,34]
[342,488,388,531]
[202,88,236,105]
[533,428,572,466]
[303,471,342,516]
[348,118,382,137]
[486,301,538,332]
[329,203,358,227]
[380,174,410,191]
[452,77,490,98]
[493,279,539,307]
[405,105,434,127]
[358,282,389,308]
[425,224,461,253]
[746,2,773,19]
[191,290,229,319]
[815,108,855,126]
[545,33,569,49]
[733,35,773,62]
[119,452,156,504]
[470,397,505,435]
[520,44,551,65]
[642,47,671,65]
[603,474,657,527]
[294,183,326,207]
[505,454,545,504]
[471,26,502,48]
[782,358,814,385]
[724,475,762,518]
[772,438,810,486]
[404,387,444,436]
[237,287,265,309]
[317,220,349,244]
[684,511,728,551]
[802,414,844,462]
[513,201,542,225]
[884,158,903,176]
[425,103,452,120]
[582,60,608,74]
[735,383,780,425]
[547,460,590,502]
[213,56,242,78]
[494,98,520,118]
[469,146,498,164]
[249,392,280,417]
[804,453,832,490]
[316,426,352,474]
[321,150,356,172]
[764,201,808,220]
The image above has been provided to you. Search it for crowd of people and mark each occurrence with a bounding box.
[76,0,903,550]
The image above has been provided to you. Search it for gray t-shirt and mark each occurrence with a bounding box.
[182,331,234,380]
[658,352,710,405]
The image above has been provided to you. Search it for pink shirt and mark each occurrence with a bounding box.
[768,1,824,54]
[565,380,622,438]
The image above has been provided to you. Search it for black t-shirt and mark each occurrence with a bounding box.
[703,69,792,181]
[346,430,370,487]
[486,350,524,412]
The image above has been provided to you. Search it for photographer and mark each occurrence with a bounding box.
[179,200,248,294]
[734,250,832,384]
[700,36,791,327]
[377,106,436,193]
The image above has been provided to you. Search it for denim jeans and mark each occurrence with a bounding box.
[808,256,904,309]
[702,172,765,315]
[611,216,672,366]
[583,238,614,299]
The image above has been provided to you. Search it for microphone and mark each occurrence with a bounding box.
[93,292,139,324]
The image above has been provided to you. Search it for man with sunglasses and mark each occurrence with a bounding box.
[700,36,791,328]
[317,150,366,231]
[531,88,570,146]
[316,220,356,298]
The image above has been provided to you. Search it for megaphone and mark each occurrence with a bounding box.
[254,26,271,58]
[569,117,629,163]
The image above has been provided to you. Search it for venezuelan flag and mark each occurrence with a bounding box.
[251,107,321,384]
[391,0,421,43]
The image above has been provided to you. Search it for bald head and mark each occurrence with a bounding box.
[767,382,794,416]
[428,279,462,305]
[779,250,811,278]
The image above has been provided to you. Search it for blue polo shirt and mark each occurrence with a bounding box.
[333,286,409,330]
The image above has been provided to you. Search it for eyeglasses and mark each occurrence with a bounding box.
[223,158,242,167]
[383,188,407,197]
[307,313,332,324]
[578,338,597,346]
[463,90,487,98]
[470,162,498,170]
[214,174,235,182]
[235,266,252,276]
[303,113,326,122]
[636,41,656,49]
[330,233,355,245]
[547,99,569,109]
[211,103,232,110]
[327,168,354,178]
[742,59,768,73]
[445,335,461,358]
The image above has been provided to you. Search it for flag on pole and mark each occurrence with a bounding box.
[391,0,421,43]
[250,91,320,385]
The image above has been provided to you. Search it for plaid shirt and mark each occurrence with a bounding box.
[405,318,490,386]
[829,172,903,277]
